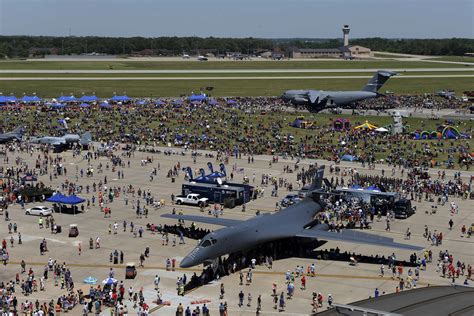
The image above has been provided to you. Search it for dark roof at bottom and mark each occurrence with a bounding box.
[317,285,474,316]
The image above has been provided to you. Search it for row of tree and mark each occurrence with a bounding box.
[0,36,472,58]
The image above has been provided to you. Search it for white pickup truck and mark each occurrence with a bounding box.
[175,193,209,207]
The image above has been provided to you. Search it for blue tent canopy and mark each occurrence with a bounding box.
[227,99,236,104]
[208,99,219,105]
[341,154,357,162]
[79,95,99,102]
[21,95,42,103]
[57,95,77,102]
[50,103,66,108]
[79,103,91,108]
[137,100,146,105]
[46,193,85,205]
[188,94,206,101]
[172,99,183,105]
[0,95,17,103]
[110,95,130,102]
[155,100,165,106]
[100,102,112,108]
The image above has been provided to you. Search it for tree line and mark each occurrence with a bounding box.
[0,36,472,58]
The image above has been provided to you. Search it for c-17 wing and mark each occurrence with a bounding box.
[161,213,243,227]
[307,91,331,104]
[296,228,423,251]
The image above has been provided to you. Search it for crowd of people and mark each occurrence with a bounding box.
[1,94,472,170]
[0,94,472,315]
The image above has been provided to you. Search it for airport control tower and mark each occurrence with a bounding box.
[342,25,350,46]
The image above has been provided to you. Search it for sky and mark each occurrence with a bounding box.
[0,0,472,38]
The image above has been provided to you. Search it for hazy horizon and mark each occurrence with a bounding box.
[0,0,472,39]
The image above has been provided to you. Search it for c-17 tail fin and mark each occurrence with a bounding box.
[362,70,397,93]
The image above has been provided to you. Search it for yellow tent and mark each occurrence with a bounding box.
[354,120,378,130]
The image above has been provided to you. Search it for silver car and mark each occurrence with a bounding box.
[25,206,53,216]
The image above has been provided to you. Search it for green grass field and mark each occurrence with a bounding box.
[0,77,473,97]
[0,59,472,97]
[0,59,471,70]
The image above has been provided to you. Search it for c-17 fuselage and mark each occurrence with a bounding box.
[281,70,397,112]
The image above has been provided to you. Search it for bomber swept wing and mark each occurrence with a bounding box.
[296,228,423,251]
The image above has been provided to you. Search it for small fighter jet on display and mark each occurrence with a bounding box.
[0,127,24,144]
[31,132,92,149]
[281,70,397,112]
[162,166,422,268]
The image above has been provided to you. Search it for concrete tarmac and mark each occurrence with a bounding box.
[1,148,473,315]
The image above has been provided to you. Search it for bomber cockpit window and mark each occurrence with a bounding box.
[200,239,211,247]
[210,238,217,245]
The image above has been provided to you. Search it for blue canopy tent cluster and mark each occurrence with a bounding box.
[79,95,100,103]
[21,95,42,103]
[46,193,85,215]
[57,95,77,103]
[188,94,207,102]
[109,95,130,103]
[0,95,18,104]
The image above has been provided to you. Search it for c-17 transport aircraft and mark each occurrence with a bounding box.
[162,166,422,268]
[281,70,397,112]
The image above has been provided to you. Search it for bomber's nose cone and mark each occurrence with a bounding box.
[180,256,196,268]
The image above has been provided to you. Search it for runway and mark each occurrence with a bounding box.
[0,67,472,74]
[0,74,473,80]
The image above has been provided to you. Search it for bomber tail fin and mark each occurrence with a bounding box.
[308,165,325,192]
[362,70,397,93]
[80,132,92,146]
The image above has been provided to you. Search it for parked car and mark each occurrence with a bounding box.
[25,205,53,216]
[175,194,209,207]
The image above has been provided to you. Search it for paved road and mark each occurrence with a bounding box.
[0,68,472,74]
[1,74,473,80]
